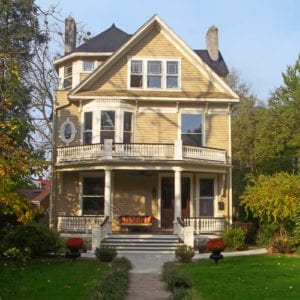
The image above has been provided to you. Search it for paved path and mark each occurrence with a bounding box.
[82,248,267,299]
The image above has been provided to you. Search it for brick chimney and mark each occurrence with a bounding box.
[65,17,77,54]
[206,26,219,61]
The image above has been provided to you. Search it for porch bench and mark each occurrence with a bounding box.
[118,215,154,231]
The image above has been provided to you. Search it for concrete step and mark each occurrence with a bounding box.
[101,233,180,252]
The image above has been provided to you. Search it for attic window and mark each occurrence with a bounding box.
[63,64,72,89]
[129,58,180,90]
[83,60,95,72]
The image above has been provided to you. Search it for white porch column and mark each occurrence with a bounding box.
[104,169,112,218]
[104,168,112,233]
[173,169,182,233]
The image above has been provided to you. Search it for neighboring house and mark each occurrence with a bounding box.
[51,15,239,239]
[19,178,50,225]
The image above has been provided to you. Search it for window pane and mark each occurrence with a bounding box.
[199,198,214,216]
[83,132,92,145]
[83,60,94,72]
[181,134,202,146]
[181,114,202,133]
[167,61,178,74]
[148,61,161,74]
[83,178,104,195]
[82,196,104,215]
[84,112,92,130]
[200,179,214,196]
[167,76,178,88]
[123,112,132,143]
[130,75,143,87]
[131,60,142,73]
[147,75,161,88]
[101,111,115,130]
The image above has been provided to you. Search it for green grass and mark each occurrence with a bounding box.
[176,254,300,300]
[0,258,108,300]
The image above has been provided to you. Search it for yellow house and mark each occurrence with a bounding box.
[51,15,239,247]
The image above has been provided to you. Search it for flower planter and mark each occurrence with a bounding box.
[206,238,226,264]
[65,238,84,261]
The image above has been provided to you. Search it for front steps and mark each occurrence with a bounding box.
[101,234,181,252]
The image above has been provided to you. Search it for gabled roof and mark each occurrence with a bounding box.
[74,24,132,53]
[195,50,229,77]
[70,15,238,100]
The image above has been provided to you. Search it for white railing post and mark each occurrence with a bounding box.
[174,140,182,160]
[104,139,113,159]
[92,225,101,252]
[183,226,194,247]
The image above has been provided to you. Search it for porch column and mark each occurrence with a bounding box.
[174,168,182,231]
[104,169,112,219]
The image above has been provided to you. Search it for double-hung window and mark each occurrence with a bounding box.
[123,112,133,143]
[181,114,203,146]
[130,60,143,88]
[100,111,115,143]
[82,177,104,215]
[83,112,93,144]
[129,58,179,90]
[147,60,162,88]
[63,64,72,89]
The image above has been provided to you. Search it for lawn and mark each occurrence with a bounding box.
[177,254,300,300]
[0,258,108,300]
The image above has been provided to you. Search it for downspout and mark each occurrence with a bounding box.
[228,103,233,225]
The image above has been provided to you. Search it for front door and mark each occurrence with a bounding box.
[161,177,191,228]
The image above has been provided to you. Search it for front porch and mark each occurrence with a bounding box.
[57,215,226,234]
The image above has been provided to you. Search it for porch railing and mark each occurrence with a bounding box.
[183,217,226,234]
[57,215,105,233]
[57,141,227,163]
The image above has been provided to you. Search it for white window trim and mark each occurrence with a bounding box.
[81,101,135,144]
[59,118,77,145]
[127,57,181,91]
[178,110,205,147]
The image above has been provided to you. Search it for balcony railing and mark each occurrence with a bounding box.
[57,215,105,233]
[183,217,226,234]
[57,141,227,164]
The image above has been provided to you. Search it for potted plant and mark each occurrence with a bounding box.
[206,238,226,264]
[66,238,84,261]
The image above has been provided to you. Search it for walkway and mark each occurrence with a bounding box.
[82,248,267,299]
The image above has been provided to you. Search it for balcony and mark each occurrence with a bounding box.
[56,140,227,164]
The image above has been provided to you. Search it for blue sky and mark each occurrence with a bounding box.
[37,0,300,102]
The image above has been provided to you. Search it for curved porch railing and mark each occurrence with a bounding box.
[57,141,227,163]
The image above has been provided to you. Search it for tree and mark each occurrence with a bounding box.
[0,0,47,223]
[240,172,300,235]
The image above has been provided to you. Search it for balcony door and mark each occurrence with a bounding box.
[161,176,190,228]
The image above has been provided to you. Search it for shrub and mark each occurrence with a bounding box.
[95,246,117,262]
[256,223,279,246]
[269,235,296,253]
[175,244,195,263]
[3,247,31,263]
[1,222,61,259]
[92,256,132,300]
[162,262,192,292]
[221,226,246,250]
